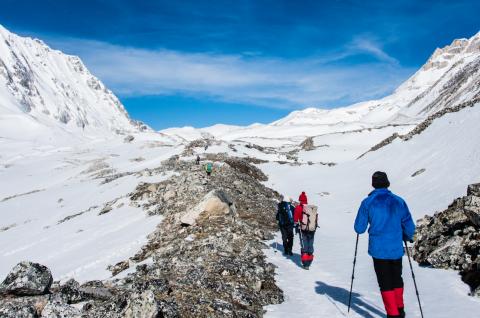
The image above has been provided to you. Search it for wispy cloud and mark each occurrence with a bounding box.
[348,35,399,65]
[47,35,414,109]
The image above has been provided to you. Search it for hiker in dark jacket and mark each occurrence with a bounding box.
[276,196,294,256]
[294,191,317,269]
[196,155,201,165]
[354,171,416,318]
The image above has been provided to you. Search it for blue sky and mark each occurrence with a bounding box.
[1,0,479,129]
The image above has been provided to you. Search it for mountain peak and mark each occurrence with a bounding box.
[0,25,147,141]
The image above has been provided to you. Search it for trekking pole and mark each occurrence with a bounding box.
[404,240,424,318]
[347,234,359,313]
[297,222,304,251]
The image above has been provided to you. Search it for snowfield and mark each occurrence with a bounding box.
[0,133,183,282]
[262,104,480,317]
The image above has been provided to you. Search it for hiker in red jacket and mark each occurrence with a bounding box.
[294,192,318,269]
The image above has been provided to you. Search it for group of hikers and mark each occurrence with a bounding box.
[276,171,416,318]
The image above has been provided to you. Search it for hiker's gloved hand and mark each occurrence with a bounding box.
[403,234,414,243]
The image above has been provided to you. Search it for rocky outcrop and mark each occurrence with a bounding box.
[0,155,283,317]
[0,262,53,296]
[413,183,480,296]
[299,137,315,151]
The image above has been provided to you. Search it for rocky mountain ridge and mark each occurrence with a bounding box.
[0,155,283,317]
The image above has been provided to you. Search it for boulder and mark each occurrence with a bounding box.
[123,291,159,318]
[0,262,53,296]
[464,195,480,227]
[124,135,135,143]
[58,279,83,304]
[180,190,234,226]
[41,298,82,317]
[0,295,48,318]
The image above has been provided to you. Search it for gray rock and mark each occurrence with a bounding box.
[0,261,53,296]
[414,183,480,296]
[123,291,159,318]
[0,295,47,318]
[124,135,135,143]
[41,298,82,317]
[299,137,315,151]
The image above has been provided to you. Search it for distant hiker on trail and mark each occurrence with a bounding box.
[196,155,201,165]
[354,171,415,318]
[294,191,318,269]
[205,162,213,176]
[276,196,295,256]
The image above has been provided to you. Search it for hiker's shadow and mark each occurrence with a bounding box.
[315,281,384,318]
[270,242,304,269]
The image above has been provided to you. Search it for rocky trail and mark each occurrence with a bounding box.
[0,155,285,317]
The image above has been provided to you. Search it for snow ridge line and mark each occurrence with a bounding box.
[357,96,480,159]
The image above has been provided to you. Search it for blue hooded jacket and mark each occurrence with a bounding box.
[354,189,415,260]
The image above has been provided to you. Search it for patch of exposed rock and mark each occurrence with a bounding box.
[413,183,480,296]
[299,137,315,151]
[0,156,284,317]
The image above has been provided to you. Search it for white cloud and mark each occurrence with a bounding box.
[47,36,414,109]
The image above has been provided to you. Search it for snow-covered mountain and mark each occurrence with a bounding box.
[0,25,146,142]
[164,31,480,141]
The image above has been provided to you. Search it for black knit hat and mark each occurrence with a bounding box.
[372,171,390,189]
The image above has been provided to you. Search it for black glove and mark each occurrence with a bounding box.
[294,224,300,234]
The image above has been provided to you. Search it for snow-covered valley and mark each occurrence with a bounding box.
[1,24,480,317]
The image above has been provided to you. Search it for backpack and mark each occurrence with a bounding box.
[206,163,213,173]
[277,202,293,226]
[300,204,318,232]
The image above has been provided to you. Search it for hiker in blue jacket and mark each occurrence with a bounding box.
[276,196,295,256]
[354,171,415,318]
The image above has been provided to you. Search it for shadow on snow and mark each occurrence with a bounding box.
[315,281,384,318]
[270,242,304,269]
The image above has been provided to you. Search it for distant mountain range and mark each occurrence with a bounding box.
[1,24,479,144]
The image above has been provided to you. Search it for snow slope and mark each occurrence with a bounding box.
[263,103,480,318]
[0,133,183,282]
[0,24,145,143]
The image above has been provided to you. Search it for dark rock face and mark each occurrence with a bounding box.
[0,261,53,296]
[413,183,480,296]
[0,156,283,317]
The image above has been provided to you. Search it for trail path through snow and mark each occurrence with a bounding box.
[261,106,480,317]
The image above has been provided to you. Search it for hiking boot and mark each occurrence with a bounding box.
[398,307,405,318]
[303,265,310,270]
